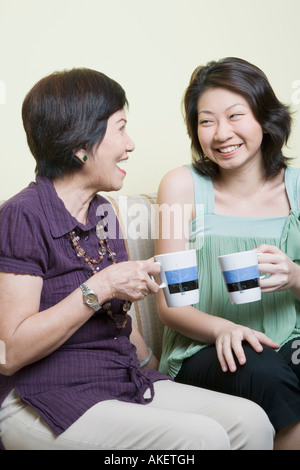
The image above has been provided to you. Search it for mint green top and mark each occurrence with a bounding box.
[159,165,300,378]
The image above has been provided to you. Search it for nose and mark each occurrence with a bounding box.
[127,134,135,152]
[214,119,234,143]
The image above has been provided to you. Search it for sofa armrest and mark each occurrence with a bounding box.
[106,193,164,359]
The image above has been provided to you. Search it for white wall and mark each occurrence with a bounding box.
[1,0,300,199]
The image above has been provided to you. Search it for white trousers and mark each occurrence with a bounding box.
[0,381,274,450]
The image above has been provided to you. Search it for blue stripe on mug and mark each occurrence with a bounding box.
[165,266,198,285]
[222,265,259,284]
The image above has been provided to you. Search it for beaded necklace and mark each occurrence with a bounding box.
[69,221,131,329]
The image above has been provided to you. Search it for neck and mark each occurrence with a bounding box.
[53,174,96,224]
[215,161,266,197]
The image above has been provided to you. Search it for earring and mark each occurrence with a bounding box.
[83,155,88,162]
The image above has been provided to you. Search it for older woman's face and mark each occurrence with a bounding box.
[86,109,135,192]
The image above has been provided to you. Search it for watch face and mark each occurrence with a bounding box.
[86,293,97,304]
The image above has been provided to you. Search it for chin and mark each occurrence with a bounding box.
[110,180,124,192]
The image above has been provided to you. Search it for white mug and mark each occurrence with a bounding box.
[218,249,264,305]
[155,249,199,307]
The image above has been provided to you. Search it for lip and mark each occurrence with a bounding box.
[216,144,243,157]
[116,157,128,175]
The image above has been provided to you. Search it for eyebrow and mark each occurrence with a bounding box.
[198,103,248,115]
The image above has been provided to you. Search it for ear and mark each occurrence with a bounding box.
[74,149,88,163]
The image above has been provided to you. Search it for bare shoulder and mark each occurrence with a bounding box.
[157,166,194,204]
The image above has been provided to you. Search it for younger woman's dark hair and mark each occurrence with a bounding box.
[183,57,292,179]
[22,67,128,179]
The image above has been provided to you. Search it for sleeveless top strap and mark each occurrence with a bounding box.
[187,164,214,216]
[285,166,300,211]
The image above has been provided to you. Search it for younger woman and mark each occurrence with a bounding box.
[156,57,300,450]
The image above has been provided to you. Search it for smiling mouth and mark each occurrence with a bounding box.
[116,158,128,174]
[217,144,242,154]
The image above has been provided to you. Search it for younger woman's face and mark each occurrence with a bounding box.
[197,87,264,172]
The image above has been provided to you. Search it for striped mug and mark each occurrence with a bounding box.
[155,249,199,307]
[218,249,265,305]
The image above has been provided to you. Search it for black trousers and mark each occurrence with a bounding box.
[175,338,300,433]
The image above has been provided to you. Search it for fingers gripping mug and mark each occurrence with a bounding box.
[218,249,265,305]
[155,249,199,307]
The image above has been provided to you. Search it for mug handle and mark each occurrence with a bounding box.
[257,252,267,280]
[151,261,167,288]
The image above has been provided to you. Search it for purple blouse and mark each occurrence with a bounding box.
[0,177,167,445]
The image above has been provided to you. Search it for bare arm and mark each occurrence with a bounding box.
[0,272,91,375]
[130,322,159,370]
[155,166,232,340]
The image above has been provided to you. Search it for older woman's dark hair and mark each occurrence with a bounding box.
[22,68,128,179]
[183,57,292,179]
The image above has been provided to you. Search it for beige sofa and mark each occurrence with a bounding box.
[106,192,164,359]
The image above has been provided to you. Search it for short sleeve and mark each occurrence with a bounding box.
[0,200,48,277]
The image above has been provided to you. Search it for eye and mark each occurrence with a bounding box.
[230,113,243,120]
[117,118,127,133]
[199,119,213,126]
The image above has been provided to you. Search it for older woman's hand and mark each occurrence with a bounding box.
[93,257,161,303]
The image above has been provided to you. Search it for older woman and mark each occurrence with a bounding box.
[0,68,274,450]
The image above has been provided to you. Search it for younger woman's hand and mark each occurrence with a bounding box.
[256,244,300,293]
[215,324,280,373]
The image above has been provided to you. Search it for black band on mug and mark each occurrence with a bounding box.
[226,278,259,292]
[168,280,199,294]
